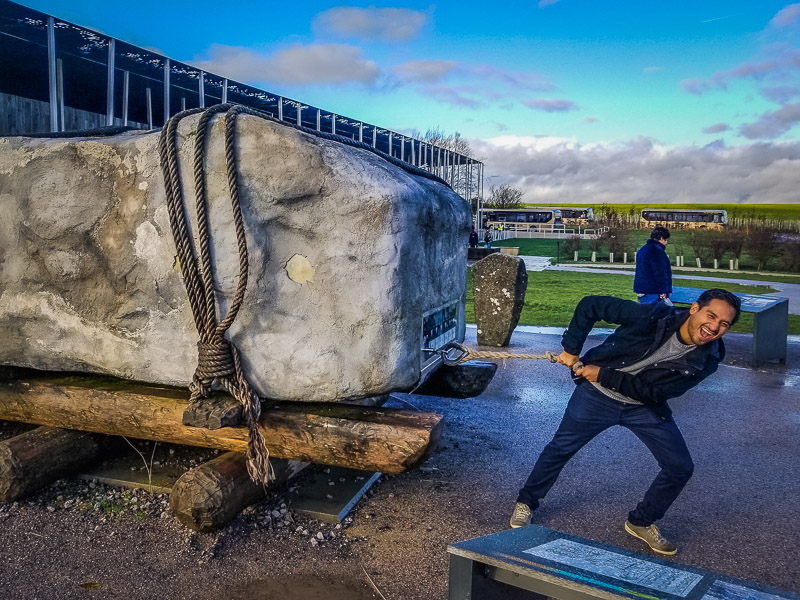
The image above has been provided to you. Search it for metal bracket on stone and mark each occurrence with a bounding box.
[182,393,243,429]
[415,360,498,399]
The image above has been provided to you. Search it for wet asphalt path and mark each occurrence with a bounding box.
[1,327,798,599]
[387,326,800,597]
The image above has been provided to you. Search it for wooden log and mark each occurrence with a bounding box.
[170,452,307,531]
[0,376,443,474]
[0,426,105,501]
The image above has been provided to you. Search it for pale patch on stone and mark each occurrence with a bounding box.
[285,254,315,284]
[138,181,148,191]
[134,221,174,277]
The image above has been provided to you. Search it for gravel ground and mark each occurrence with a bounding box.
[1,328,799,599]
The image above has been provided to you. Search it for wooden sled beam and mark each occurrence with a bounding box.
[0,426,105,501]
[170,452,307,532]
[0,376,443,474]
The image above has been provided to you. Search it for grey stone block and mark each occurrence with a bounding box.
[0,114,470,402]
[472,253,528,347]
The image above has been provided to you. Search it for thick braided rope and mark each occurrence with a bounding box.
[458,349,560,363]
[158,105,273,484]
[454,347,585,373]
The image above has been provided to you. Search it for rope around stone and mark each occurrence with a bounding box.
[158,104,273,485]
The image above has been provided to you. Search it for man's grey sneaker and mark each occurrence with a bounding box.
[624,520,677,555]
[509,502,532,528]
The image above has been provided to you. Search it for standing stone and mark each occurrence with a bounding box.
[473,254,528,347]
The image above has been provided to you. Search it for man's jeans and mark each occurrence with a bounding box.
[638,294,661,304]
[517,383,694,526]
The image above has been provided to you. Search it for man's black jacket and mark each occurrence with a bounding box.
[561,296,725,421]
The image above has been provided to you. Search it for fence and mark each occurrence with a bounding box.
[0,92,147,135]
[490,224,608,240]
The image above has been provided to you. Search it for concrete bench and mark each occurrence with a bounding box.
[670,286,788,368]
[448,525,799,600]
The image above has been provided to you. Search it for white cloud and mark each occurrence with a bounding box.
[770,3,800,28]
[523,98,579,112]
[471,135,800,204]
[703,123,730,134]
[391,60,459,83]
[761,86,800,103]
[391,59,556,108]
[194,43,380,86]
[740,102,800,139]
[313,6,428,42]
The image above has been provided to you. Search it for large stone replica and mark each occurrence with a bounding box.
[473,253,528,347]
[0,113,471,402]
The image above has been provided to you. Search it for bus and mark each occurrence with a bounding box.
[547,207,594,226]
[481,208,562,230]
[640,208,727,231]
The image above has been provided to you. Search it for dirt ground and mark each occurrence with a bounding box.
[1,329,799,599]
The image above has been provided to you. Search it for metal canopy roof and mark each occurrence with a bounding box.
[1,0,483,200]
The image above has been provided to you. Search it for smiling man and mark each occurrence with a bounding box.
[509,289,741,556]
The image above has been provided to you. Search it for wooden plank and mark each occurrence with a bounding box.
[0,375,443,474]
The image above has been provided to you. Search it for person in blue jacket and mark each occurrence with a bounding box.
[509,290,741,556]
[634,226,672,303]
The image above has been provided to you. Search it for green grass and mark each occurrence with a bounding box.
[466,268,800,335]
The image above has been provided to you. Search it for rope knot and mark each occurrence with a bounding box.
[195,338,235,381]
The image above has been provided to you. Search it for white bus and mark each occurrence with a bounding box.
[640,208,727,231]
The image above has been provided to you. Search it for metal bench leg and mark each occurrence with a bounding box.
[449,554,482,600]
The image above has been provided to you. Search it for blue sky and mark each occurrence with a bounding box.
[17,0,800,203]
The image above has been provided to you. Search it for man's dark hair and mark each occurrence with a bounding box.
[696,288,741,326]
[650,226,670,241]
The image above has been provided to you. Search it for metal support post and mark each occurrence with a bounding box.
[181,97,186,111]
[198,71,205,108]
[222,78,228,104]
[47,17,58,132]
[163,58,171,124]
[297,104,302,126]
[278,97,283,120]
[316,109,321,131]
[106,39,115,126]
[400,136,405,161]
[56,58,64,131]
[372,128,377,148]
[146,87,153,130]
[332,113,336,135]
[122,70,129,126]
[388,132,393,157]
[359,123,363,143]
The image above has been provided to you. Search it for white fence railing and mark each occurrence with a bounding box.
[487,224,608,240]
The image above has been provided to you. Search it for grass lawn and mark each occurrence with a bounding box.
[465,268,800,335]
